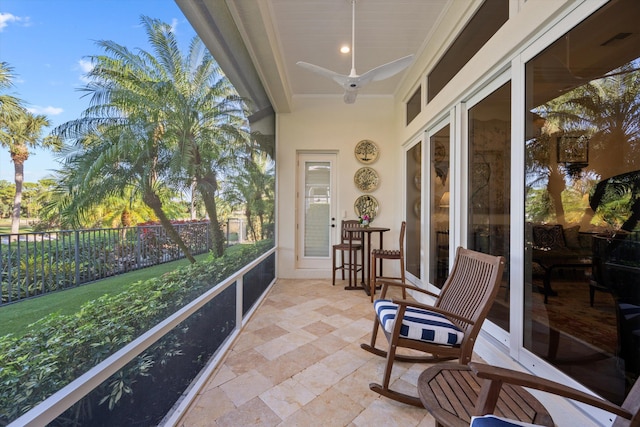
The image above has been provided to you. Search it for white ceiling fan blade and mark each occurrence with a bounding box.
[296,61,349,86]
[357,55,414,85]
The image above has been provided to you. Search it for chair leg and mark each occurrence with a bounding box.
[368,333,423,407]
[352,249,362,286]
[360,245,365,287]
[360,315,388,358]
[332,248,337,286]
[370,255,377,302]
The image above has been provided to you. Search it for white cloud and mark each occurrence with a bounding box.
[26,106,64,116]
[170,18,179,33]
[77,59,94,83]
[78,59,93,73]
[0,12,29,31]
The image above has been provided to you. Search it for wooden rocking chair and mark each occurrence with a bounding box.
[361,247,505,406]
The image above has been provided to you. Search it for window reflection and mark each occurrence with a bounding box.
[406,143,422,279]
[524,0,640,404]
[429,127,450,288]
[468,82,511,331]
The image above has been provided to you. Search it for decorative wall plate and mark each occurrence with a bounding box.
[354,195,379,220]
[413,199,421,218]
[354,167,379,192]
[354,139,379,164]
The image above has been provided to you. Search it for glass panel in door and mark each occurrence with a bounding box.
[524,1,640,404]
[467,81,511,331]
[406,142,422,279]
[303,161,331,257]
[429,126,450,288]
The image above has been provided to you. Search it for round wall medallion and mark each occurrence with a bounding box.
[354,139,379,164]
[354,167,379,192]
[354,195,379,220]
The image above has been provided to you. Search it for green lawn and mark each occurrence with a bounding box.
[0,218,35,234]
[0,252,211,338]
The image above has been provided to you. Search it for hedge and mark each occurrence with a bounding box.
[0,240,273,426]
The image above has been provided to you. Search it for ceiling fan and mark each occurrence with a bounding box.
[296,0,414,104]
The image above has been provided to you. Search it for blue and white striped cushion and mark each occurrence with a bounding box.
[374,299,464,346]
[470,415,541,427]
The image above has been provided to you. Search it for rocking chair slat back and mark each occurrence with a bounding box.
[437,249,504,334]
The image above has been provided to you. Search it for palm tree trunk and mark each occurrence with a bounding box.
[10,152,26,235]
[197,174,224,257]
[142,190,196,264]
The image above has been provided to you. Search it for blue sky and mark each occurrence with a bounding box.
[0,0,196,183]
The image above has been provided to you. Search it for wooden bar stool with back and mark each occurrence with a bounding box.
[332,219,364,287]
[369,221,406,301]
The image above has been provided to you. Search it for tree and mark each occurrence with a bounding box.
[0,62,23,140]
[141,16,250,256]
[530,61,640,227]
[2,110,61,234]
[225,151,275,241]
[53,17,250,262]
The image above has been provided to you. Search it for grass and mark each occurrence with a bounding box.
[0,252,211,338]
[0,218,35,234]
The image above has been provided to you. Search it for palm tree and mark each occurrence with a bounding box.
[140,16,250,256]
[530,61,640,226]
[54,16,253,261]
[0,62,23,140]
[226,151,275,241]
[2,110,61,234]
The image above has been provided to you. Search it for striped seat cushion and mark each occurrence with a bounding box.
[470,415,541,427]
[374,299,464,345]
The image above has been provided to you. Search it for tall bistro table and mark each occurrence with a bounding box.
[343,225,390,294]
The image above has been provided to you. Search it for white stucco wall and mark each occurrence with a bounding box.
[276,96,405,279]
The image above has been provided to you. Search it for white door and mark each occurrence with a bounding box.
[297,153,337,269]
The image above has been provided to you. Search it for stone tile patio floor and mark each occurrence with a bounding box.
[176,278,463,426]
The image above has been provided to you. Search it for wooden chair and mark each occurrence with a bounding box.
[361,247,505,406]
[332,220,363,286]
[369,221,406,301]
[418,361,640,427]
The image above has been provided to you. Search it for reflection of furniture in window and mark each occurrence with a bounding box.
[529,223,593,303]
[436,230,449,287]
[361,247,505,406]
[592,234,640,389]
[369,221,405,302]
[418,361,640,427]
[332,220,363,287]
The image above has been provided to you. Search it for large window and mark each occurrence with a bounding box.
[524,0,640,404]
[427,0,508,102]
[468,82,511,331]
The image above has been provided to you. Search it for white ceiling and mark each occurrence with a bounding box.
[178,0,451,112]
[265,0,450,96]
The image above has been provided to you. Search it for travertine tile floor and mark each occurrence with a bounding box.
[178,278,439,426]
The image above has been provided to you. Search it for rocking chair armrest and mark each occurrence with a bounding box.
[390,299,475,325]
[468,362,632,419]
[378,280,439,299]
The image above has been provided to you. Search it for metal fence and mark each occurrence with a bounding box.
[0,222,211,305]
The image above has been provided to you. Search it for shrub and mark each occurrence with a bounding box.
[0,240,273,426]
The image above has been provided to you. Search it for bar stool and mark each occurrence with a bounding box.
[332,220,364,286]
[369,221,405,301]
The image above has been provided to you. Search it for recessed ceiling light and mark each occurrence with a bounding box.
[340,45,350,54]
